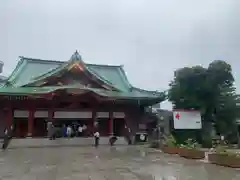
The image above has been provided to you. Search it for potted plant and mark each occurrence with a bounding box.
[178,139,205,159]
[208,145,240,168]
[161,135,179,154]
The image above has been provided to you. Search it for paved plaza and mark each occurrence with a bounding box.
[0,145,240,180]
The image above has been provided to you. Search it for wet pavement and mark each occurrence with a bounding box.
[0,146,240,180]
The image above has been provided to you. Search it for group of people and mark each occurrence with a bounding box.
[63,124,88,137]
[47,122,89,139]
[46,122,132,147]
[47,121,101,147]
[1,122,132,150]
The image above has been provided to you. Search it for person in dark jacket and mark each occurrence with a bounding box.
[2,128,8,150]
[124,126,132,145]
[2,125,13,150]
[109,136,118,146]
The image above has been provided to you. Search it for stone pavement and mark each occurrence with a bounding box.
[8,137,127,149]
[0,146,240,180]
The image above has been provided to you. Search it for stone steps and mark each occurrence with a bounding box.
[7,137,128,149]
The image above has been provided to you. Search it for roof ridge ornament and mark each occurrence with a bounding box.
[70,50,82,62]
[68,50,84,71]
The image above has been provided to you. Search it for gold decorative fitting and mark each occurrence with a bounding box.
[75,64,83,71]
[68,63,83,71]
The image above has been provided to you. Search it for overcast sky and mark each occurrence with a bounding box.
[0,0,240,110]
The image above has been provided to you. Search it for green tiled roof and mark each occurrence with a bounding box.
[5,57,62,87]
[0,85,157,97]
[5,54,130,91]
[2,51,166,104]
[28,51,118,91]
[0,85,165,104]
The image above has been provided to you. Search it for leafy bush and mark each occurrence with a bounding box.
[214,145,240,158]
[180,138,200,149]
[164,134,177,147]
[215,145,227,154]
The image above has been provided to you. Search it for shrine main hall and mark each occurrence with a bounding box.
[0,51,165,138]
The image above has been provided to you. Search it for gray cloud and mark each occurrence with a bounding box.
[0,0,240,109]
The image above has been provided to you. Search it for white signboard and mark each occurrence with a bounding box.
[173,110,202,129]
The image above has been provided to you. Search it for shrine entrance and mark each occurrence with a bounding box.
[112,112,126,136]
[96,118,110,136]
[9,108,128,138]
[96,112,111,136]
[113,118,125,136]
[33,118,47,137]
[13,118,28,138]
[53,111,93,137]
[13,110,29,138]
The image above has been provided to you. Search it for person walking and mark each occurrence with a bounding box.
[93,131,100,147]
[51,123,56,140]
[2,128,9,150]
[2,125,13,150]
[62,124,67,137]
[124,126,132,145]
[47,121,53,140]
[78,125,83,137]
[66,125,72,138]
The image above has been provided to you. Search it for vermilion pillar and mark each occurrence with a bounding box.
[27,109,34,137]
[92,110,96,134]
[7,107,13,129]
[109,111,113,136]
[48,107,54,121]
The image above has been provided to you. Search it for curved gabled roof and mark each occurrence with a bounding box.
[4,52,132,92]
[2,51,165,103]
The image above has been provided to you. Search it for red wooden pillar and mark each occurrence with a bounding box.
[92,110,96,134]
[47,107,54,137]
[27,109,34,137]
[7,107,13,129]
[109,111,113,136]
[48,108,54,121]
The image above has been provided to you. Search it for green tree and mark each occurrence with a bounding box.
[208,61,237,140]
[168,60,237,147]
